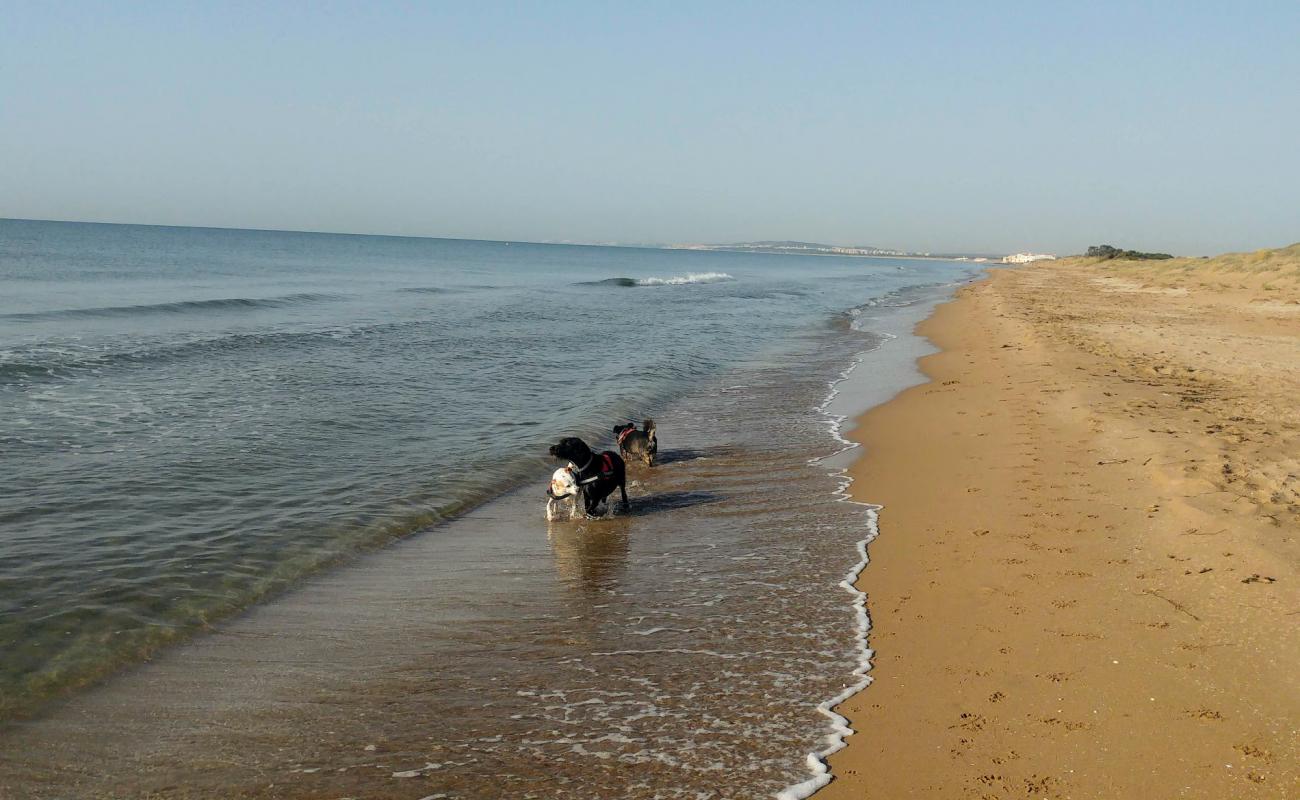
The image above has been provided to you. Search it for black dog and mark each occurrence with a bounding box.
[549,436,628,517]
[613,419,657,466]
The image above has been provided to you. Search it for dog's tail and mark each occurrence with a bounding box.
[643,419,657,451]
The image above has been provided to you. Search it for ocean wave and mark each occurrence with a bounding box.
[0,465,532,721]
[839,284,948,332]
[0,319,427,386]
[638,272,734,286]
[0,361,56,382]
[576,277,639,287]
[1,293,342,322]
[397,284,501,294]
[578,272,734,288]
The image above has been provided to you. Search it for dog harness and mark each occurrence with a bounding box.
[616,426,636,446]
[576,453,616,485]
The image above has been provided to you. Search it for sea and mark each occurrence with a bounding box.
[0,219,976,798]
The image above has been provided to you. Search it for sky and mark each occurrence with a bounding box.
[2,1,1297,255]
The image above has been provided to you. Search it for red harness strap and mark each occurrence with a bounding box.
[577,452,619,486]
[617,426,635,446]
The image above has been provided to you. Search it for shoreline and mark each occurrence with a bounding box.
[817,253,1299,797]
[779,277,979,799]
[2,279,940,799]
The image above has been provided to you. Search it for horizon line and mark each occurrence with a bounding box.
[1,215,1019,257]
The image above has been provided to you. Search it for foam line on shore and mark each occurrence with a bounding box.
[775,346,886,800]
[775,515,877,800]
[776,277,975,799]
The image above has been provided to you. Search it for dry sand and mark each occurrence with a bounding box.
[818,246,1300,798]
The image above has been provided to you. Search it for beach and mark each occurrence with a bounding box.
[820,249,1300,797]
[5,227,1296,799]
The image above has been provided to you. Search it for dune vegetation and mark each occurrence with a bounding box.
[1064,242,1300,297]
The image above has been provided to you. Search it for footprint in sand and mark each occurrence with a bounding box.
[1241,573,1277,584]
[1233,743,1274,763]
[1049,629,1103,640]
[951,712,987,732]
[1040,717,1092,731]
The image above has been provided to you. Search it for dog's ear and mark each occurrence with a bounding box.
[548,445,559,456]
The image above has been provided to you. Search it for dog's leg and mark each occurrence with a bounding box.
[546,498,556,521]
[619,479,629,511]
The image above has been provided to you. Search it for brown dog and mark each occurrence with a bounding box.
[613,419,657,466]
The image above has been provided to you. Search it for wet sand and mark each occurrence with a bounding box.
[820,247,1300,797]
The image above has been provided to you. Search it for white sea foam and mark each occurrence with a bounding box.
[773,360,881,800]
[635,272,734,286]
[776,278,975,799]
[590,648,744,659]
[774,306,913,800]
[630,627,687,636]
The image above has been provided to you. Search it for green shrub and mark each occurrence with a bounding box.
[1085,244,1174,260]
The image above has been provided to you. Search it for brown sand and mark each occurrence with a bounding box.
[819,246,1300,798]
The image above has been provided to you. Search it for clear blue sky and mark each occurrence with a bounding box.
[2,1,1297,255]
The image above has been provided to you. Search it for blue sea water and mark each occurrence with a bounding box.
[0,220,975,788]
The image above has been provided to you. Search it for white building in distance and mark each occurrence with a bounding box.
[1002,252,1057,264]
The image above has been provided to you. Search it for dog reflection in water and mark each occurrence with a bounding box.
[548,519,630,595]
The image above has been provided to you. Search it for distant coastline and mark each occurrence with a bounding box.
[668,240,1006,262]
[2,218,1020,262]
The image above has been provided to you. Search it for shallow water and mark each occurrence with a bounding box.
[1,220,973,797]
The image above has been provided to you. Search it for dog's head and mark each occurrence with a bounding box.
[547,465,579,499]
[613,423,636,437]
[549,437,593,465]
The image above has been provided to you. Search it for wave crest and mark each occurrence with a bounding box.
[578,272,734,288]
[2,293,341,322]
[637,272,734,286]
[576,277,639,287]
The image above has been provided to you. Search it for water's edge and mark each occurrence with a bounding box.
[778,277,970,799]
